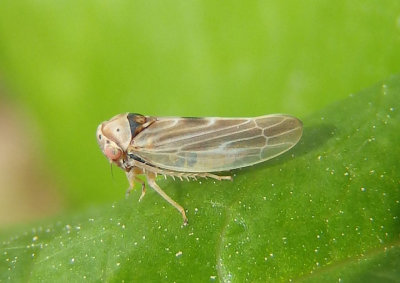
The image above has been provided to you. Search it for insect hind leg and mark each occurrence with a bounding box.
[131,161,232,182]
[197,173,232,181]
[146,172,188,225]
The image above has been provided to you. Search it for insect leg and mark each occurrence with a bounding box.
[146,172,188,225]
[138,178,146,202]
[125,167,146,201]
[125,170,135,198]
[201,173,232,181]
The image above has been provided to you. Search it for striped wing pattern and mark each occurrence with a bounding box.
[129,115,302,172]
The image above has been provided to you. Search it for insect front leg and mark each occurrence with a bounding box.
[146,172,188,225]
[125,167,146,201]
[138,178,146,202]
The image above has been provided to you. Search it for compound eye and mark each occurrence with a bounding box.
[104,147,122,161]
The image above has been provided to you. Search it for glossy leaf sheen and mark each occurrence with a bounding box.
[1,76,399,281]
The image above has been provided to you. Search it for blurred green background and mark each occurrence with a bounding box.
[0,0,399,226]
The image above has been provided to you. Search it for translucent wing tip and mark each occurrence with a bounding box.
[286,115,303,142]
[258,114,303,156]
[281,114,303,145]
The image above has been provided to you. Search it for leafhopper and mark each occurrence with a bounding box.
[96,113,302,224]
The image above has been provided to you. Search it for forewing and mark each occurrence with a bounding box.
[128,115,302,172]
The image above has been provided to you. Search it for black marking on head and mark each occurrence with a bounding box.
[127,113,146,138]
[98,134,102,140]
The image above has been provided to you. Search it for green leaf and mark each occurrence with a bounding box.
[1,75,399,281]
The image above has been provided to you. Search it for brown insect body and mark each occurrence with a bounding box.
[97,113,303,224]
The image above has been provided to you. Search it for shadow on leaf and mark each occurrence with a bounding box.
[238,122,336,174]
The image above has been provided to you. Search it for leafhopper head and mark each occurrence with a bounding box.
[96,113,131,166]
